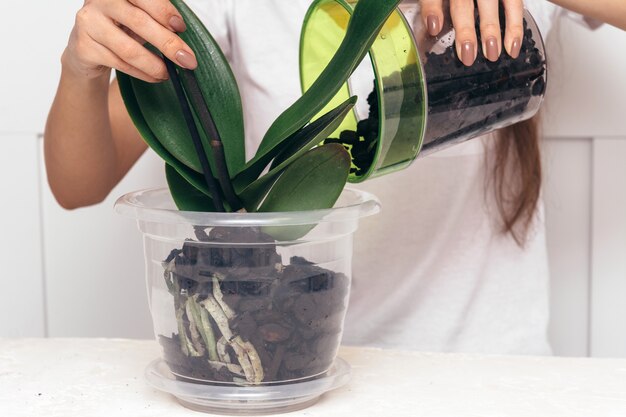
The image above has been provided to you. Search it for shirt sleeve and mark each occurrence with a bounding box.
[561,9,604,30]
[182,0,233,59]
[524,1,602,38]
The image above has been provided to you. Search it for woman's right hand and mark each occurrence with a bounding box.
[63,0,198,83]
[420,0,524,66]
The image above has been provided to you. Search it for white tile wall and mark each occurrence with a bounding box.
[40,147,165,339]
[0,133,46,336]
[591,138,626,357]
[0,0,83,133]
[543,137,593,357]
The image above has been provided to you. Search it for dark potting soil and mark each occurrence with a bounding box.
[160,227,349,385]
[323,87,379,178]
[324,3,546,172]
[421,6,547,154]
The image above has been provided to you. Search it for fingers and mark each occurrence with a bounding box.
[450,0,477,66]
[421,0,444,36]
[502,0,524,58]
[75,29,163,83]
[110,2,197,70]
[448,0,524,65]
[99,45,163,83]
[127,0,187,33]
[88,17,169,81]
[120,25,146,45]
[69,0,197,83]
[476,0,502,62]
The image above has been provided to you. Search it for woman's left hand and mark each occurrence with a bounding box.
[421,0,524,66]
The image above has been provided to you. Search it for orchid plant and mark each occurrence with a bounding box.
[116,0,407,385]
[117,0,402,215]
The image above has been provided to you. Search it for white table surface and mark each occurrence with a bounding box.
[1,338,625,417]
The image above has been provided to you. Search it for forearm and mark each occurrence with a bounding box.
[43,0,197,209]
[549,0,626,31]
[44,62,121,209]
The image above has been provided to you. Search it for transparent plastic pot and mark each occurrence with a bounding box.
[300,0,547,181]
[115,188,380,414]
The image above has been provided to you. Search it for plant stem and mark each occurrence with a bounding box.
[179,69,243,211]
[164,58,225,212]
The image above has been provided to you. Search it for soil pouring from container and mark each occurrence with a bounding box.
[301,0,547,180]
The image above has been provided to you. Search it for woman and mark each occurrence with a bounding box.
[44,1,626,354]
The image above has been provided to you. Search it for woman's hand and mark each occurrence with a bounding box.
[63,0,197,83]
[421,0,524,66]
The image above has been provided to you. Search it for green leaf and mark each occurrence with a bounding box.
[117,72,212,198]
[258,143,350,213]
[130,77,202,172]
[258,144,350,240]
[269,97,355,170]
[166,164,217,212]
[258,0,401,155]
[171,0,246,176]
[236,96,356,210]
[233,97,355,187]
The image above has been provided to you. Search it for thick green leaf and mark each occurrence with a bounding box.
[171,0,246,176]
[269,97,355,170]
[258,144,350,240]
[233,96,355,188]
[166,163,216,212]
[117,71,212,197]
[258,0,401,155]
[258,143,350,213]
[119,0,395,216]
[236,96,356,210]
[130,77,202,172]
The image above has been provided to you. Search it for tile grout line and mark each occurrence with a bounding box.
[586,137,595,358]
[35,133,50,338]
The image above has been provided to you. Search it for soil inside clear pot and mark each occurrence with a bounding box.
[159,226,350,385]
[115,187,380,404]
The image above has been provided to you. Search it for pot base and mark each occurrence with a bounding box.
[145,357,351,415]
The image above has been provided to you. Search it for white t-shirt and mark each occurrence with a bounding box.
[182,0,570,355]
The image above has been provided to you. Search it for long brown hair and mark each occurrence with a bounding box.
[492,117,542,246]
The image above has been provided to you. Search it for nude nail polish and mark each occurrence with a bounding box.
[427,15,440,37]
[510,37,521,59]
[461,41,475,66]
[485,36,499,62]
[169,15,186,33]
[176,50,197,69]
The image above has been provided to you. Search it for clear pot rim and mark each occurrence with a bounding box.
[115,187,381,226]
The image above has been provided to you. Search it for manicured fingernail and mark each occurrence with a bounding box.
[485,36,499,62]
[461,41,475,66]
[169,15,186,33]
[427,15,440,36]
[176,50,197,69]
[510,37,521,59]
